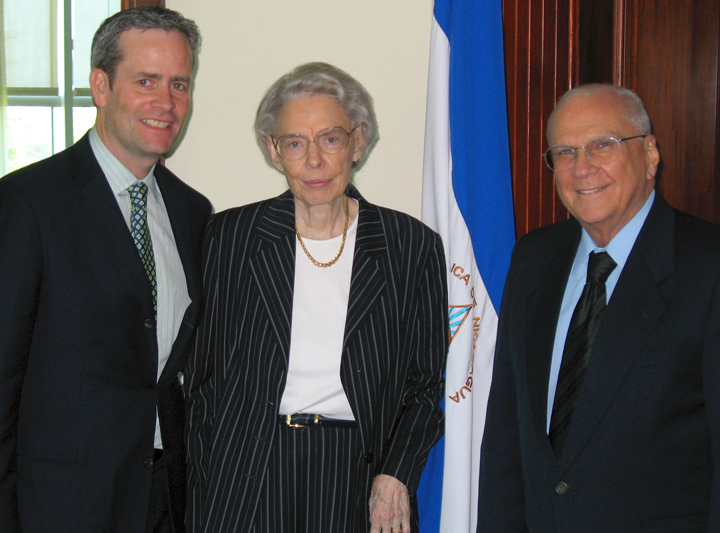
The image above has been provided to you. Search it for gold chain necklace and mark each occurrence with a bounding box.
[295,195,349,268]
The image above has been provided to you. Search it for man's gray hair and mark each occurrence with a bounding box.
[91,6,200,86]
[548,84,653,142]
[254,62,378,170]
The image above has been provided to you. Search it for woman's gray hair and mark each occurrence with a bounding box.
[254,62,378,169]
[91,6,201,87]
[548,83,653,141]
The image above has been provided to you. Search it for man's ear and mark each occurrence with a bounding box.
[644,134,660,180]
[90,68,110,108]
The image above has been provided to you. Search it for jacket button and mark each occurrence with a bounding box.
[144,457,154,469]
[144,319,154,329]
[364,453,374,463]
[555,481,568,495]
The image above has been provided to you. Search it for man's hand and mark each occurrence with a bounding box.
[369,474,411,532]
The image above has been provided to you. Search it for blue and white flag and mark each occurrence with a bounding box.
[418,0,515,530]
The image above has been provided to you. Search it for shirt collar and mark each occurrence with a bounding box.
[89,127,158,200]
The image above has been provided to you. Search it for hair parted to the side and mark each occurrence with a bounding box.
[91,6,200,87]
[547,83,653,143]
[254,62,378,171]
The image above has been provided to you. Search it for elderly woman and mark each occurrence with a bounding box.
[186,62,448,532]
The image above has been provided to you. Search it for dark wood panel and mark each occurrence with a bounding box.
[577,2,614,84]
[122,0,164,9]
[621,0,720,223]
[502,0,572,238]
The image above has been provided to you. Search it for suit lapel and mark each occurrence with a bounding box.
[343,188,387,343]
[558,195,675,469]
[68,137,156,319]
[249,192,296,360]
[330,187,387,448]
[525,228,579,447]
[156,169,200,311]
[155,168,202,381]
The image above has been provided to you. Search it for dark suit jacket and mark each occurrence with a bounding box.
[0,134,211,532]
[185,186,448,532]
[478,193,720,532]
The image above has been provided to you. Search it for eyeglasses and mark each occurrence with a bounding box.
[543,135,647,173]
[272,126,358,161]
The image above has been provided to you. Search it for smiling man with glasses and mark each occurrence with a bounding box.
[478,84,720,531]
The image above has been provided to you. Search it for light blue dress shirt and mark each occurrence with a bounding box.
[546,190,656,431]
[89,128,190,448]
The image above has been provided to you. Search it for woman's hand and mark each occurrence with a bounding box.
[369,474,411,532]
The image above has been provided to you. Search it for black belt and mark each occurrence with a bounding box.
[281,414,358,428]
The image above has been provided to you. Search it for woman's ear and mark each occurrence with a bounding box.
[267,137,285,173]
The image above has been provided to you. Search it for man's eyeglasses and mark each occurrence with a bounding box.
[272,126,358,161]
[543,135,647,173]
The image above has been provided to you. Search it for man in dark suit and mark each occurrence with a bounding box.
[0,7,211,532]
[477,84,720,531]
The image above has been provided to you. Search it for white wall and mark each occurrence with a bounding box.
[165,0,433,218]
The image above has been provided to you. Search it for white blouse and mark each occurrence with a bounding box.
[279,207,359,420]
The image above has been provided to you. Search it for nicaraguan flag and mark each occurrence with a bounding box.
[418,0,515,530]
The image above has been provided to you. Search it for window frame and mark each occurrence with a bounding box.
[2,0,164,167]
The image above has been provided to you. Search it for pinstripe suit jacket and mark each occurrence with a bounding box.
[186,185,448,532]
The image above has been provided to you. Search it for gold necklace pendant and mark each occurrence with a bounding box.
[295,195,349,268]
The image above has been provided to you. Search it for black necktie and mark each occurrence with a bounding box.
[549,251,616,459]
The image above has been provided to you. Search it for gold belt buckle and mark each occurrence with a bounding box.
[286,413,321,428]
[286,414,304,428]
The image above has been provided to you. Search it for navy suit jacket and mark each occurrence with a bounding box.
[185,186,448,532]
[478,193,720,532]
[0,134,211,532]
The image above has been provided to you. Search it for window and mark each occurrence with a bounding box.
[1,0,120,175]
